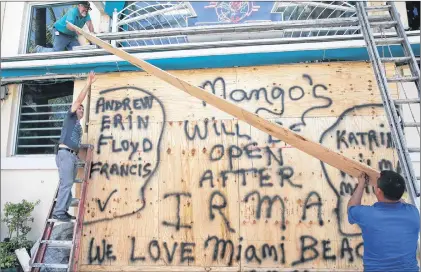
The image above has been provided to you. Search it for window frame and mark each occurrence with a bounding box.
[13,81,75,156]
[22,1,81,54]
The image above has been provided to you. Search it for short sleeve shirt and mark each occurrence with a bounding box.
[54,7,91,36]
[348,202,420,271]
[59,110,82,151]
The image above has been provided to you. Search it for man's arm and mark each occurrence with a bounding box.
[71,71,96,112]
[86,20,95,33]
[347,173,369,209]
[65,9,78,33]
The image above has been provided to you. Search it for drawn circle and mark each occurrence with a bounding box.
[230,89,247,102]
[210,144,225,161]
[271,87,284,100]
[288,86,305,101]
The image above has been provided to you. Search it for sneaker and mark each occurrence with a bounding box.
[65,212,76,220]
[52,214,72,222]
[30,45,42,53]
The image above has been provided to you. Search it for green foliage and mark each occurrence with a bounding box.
[0,242,18,269]
[2,199,40,239]
[0,200,40,268]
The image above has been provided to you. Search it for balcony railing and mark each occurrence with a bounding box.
[108,1,363,48]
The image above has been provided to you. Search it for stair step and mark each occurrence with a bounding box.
[370,21,397,28]
[403,122,420,127]
[40,240,73,247]
[365,5,391,11]
[375,37,404,45]
[387,76,418,82]
[31,263,69,269]
[381,57,412,63]
[47,218,76,223]
[408,147,420,153]
[394,98,420,104]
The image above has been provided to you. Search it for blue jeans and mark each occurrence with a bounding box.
[36,28,80,53]
[53,149,77,216]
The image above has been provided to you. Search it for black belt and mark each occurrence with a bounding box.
[59,147,78,155]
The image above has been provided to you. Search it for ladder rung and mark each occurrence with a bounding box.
[375,37,404,45]
[387,76,418,82]
[76,160,85,168]
[79,144,94,149]
[403,122,420,127]
[31,263,69,269]
[367,15,392,21]
[70,198,80,207]
[55,197,79,202]
[370,21,397,27]
[47,218,76,223]
[365,5,391,11]
[381,57,412,63]
[74,178,83,183]
[40,240,73,247]
[408,147,420,153]
[394,98,420,104]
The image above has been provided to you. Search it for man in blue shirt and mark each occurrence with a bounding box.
[35,1,95,53]
[348,170,420,271]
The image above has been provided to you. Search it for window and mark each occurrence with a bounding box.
[26,2,78,53]
[406,1,420,30]
[116,2,196,47]
[16,81,74,155]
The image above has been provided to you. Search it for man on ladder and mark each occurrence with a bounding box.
[53,71,96,222]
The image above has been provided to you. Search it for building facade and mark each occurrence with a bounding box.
[1,1,420,271]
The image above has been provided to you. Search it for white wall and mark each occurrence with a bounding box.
[1,2,6,37]
[1,2,26,56]
[395,2,409,29]
[0,84,60,242]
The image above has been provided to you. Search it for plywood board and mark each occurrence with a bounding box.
[79,62,408,271]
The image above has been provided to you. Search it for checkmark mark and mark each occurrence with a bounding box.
[97,189,118,212]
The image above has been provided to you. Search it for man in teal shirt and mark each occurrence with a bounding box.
[35,1,95,53]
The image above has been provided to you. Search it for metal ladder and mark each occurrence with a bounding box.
[356,2,420,209]
[30,144,94,271]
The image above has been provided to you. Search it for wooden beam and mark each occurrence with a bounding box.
[68,22,380,184]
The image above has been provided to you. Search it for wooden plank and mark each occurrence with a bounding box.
[69,22,381,183]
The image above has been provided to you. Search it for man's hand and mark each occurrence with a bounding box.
[66,21,82,35]
[71,70,96,112]
[348,172,369,209]
[87,71,96,85]
[357,173,369,187]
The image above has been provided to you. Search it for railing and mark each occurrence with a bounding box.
[109,1,362,48]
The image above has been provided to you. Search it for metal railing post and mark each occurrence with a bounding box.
[111,8,118,47]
